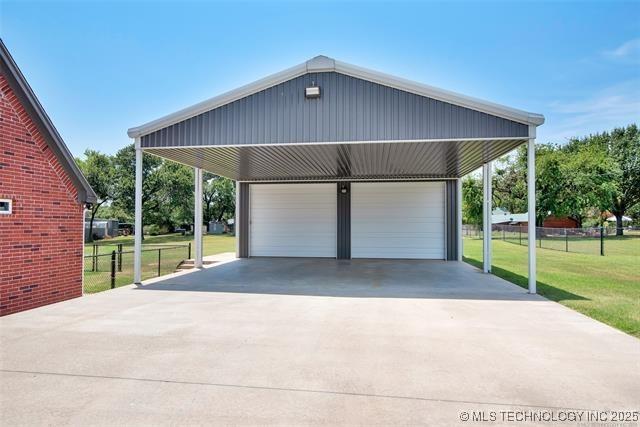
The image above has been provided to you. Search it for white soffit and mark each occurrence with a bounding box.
[127,55,544,138]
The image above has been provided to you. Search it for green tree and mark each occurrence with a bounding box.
[112,144,163,238]
[75,149,114,242]
[156,162,194,229]
[203,175,235,224]
[492,150,527,215]
[534,145,567,226]
[561,142,618,227]
[608,125,640,235]
[462,175,483,226]
[562,125,638,233]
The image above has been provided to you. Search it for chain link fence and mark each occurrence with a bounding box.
[463,224,639,256]
[83,244,191,293]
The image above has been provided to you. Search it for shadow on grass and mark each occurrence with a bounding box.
[463,256,588,302]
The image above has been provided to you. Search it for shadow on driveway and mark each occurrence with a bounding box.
[136,258,585,301]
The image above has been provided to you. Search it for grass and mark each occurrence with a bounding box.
[84,232,236,255]
[84,234,236,294]
[463,237,640,337]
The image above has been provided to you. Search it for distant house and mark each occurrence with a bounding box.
[605,215,632,223]
[543,216,579,229]
[0,40,96,316]
[492,208,528,225]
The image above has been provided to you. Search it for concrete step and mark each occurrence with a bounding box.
[175,259,216,272]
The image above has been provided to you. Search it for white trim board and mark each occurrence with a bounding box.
[140,136,529,150]
[128,55,544,138]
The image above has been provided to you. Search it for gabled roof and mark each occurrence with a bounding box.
[128,55,544,139]
[0,39,96,204]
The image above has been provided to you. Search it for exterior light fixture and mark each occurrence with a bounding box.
[305,86,321,99]
[340,185,348,194]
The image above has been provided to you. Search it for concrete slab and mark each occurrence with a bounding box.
[1,258,639,426]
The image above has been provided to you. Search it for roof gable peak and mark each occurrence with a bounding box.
[306,55,335,72]
[128,56,544,138]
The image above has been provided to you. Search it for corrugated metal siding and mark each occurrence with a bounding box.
[238,182,249,258]
[145,138,525,181]
[141,72,528,148]
[337,182,351,259]
[445,180,458,260]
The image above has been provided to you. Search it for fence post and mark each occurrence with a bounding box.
[502,228,505,241]
[117,243,123,272]
[92,244,97,272]
[110,250,116,289]
[565,229,568,252]
[158,248,162,277]
[519,227,522,246]
[600,226,604,256]
[188,242,192,260]
[539,233,542,248]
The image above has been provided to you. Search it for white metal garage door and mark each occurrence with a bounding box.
[351,182,445,259]
[250,183,336,257]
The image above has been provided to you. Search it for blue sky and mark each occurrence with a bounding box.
[1,1,639,157]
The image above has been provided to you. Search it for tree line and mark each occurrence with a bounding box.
[462,124,639,235]
[76,144,235,242]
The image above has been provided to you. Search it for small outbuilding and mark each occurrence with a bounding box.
[0,40,96,315]
[128,55,543,292]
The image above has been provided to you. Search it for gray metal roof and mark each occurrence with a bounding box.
[0,39,96,204]
[129,55,543,138]
[132,55,542,180]
[140,72,529,149]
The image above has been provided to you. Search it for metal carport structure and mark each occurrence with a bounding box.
[127,55,543,292]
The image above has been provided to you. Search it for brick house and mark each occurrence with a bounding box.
[0,40,96,316]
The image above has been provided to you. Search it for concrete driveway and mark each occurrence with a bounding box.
[1,258,639,426]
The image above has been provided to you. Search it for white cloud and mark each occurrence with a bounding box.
[603,38,640,61]
[540,80,640,144]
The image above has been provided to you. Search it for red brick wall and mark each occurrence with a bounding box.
[0,75,84,316]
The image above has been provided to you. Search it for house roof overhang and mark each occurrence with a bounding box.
[0,39,97,204]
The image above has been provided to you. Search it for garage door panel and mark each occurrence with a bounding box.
[352,233,444,243]
[250,184,336,258]
[358,214,444,224]
[353,249,444,258]
[352,225,444,235]
[248,229,335,241]
[352,182,445,259]
[252,214,336,224]
[252,222,336,231]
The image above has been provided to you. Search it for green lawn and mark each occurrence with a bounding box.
[84,234,236,293]
[463,237,640,337]
[84,233,236,255]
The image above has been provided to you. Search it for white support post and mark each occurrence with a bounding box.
[528,126,537,294]
[482,162,492,273]
[133,138,143,284]
[456,178,463,261]
[194,168,203,268]
[235,181,240,258]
